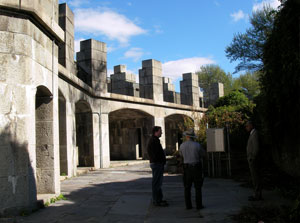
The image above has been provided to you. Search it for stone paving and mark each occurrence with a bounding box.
[8,162,284,223]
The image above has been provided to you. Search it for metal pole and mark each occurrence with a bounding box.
[226,124,231,177]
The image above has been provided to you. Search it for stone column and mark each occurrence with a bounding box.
[100,113,110,168]
[180,72,200,107]
[92,113,100,169]
[77,39,107,93]
[139,59,163,102]
[66,101,76,177]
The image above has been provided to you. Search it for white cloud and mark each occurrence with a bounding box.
[74,38,85,53]
[230,10,247,22]
[74,8,146,45]
[253,0,281,11]
[162,57,215,81]
[124,48,144,62]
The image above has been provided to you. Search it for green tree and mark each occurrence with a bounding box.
[260,0,300,178]
[225,6,277,72]
[197,64,233,95]
[214,90,249,108]
[232,71,260,99]
[195,91,254,153]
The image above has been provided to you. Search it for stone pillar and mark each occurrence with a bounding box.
[110,65,139,96]
[58,3,75,74]
[66,101,76,177]
[163,77,175,103]
[100,113,110,168]
[180,73,200,107]
[139,59,163,102]
[92,113,100,169]
[76,39,107,93]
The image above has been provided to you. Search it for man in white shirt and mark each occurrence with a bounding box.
[179,129,206,210]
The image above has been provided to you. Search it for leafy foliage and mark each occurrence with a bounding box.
[226,6,277,73]
[232,71,261,99]
[197,64,233,95]
[259,0,300,177]
[194,91,254,152]
[214,90,249,108]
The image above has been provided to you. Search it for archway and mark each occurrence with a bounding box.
[75,100,94,167]
[35,86,54,194]
[164,114,193,155]
[109,109,154,160]
[59,90,68,175]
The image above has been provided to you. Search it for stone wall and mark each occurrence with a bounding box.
[0,1,208,216]
[0,0,63,215]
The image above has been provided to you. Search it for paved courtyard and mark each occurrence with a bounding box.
[10,162,275,223]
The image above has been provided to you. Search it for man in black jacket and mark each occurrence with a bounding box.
[147,126,168,207]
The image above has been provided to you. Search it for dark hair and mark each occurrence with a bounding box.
[152,126,161,135]
[246,120,254,127]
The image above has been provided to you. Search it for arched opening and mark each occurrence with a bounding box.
[164,114,193,155]
[59,90,68,175]
[35,86,54,194]
[75,101,94,167]
[109,109,154,160]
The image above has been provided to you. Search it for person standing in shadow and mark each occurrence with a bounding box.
[179,129,206,210]
[246,121,263,201]
[147,126,168,207]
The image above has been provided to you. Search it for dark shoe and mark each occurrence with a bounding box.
[248,196,263,201]
[197,205,205,210]
[153,201,168,207]
[160,200,169,205]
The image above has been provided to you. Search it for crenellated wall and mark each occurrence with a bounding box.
[0,1,216,216]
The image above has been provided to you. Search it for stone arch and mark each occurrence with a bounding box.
[75,100,94,167]
[35,85,55,194]
[58,90,68,175]
[109,108,154,160]
[164,114,193,155]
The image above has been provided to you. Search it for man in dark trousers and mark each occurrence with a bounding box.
[179,129,206,210]
[246,121,262,201]
[147,126,168,207]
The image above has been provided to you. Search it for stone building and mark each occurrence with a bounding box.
[0,1,222,216]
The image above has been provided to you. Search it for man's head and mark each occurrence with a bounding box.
[152,126,162,138]
[183,129,196,140]
[245,121,254,132]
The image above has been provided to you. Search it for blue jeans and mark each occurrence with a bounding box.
[150,163,164,204]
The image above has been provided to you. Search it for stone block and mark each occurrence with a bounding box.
[79,39,107,52]
[114,65,126,74]
[163,77,172,83]
[14,33,33,58]
[36,169,55,194]
[0,31,14,53]
[77,49,107,62]
[0,0,19,8]
[35,122,54,145]
[182,72,198,81]
[36,145,54,169]
[0,85,11,114]
[142,59,162,70]
[0,15,9,31]
[0,54,33,85]
[59,3,74,24]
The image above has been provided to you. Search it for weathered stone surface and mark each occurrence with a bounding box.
[0,2,212,216]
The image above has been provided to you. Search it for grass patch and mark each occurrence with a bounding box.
[44,194,67,207]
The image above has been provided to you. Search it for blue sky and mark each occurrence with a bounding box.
[59,0,280,91]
